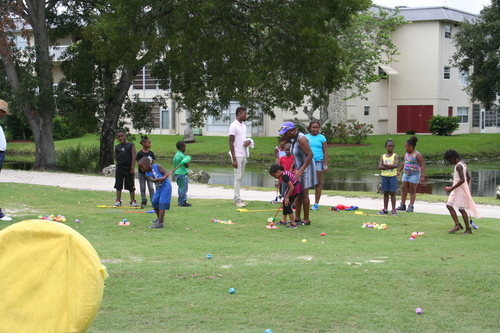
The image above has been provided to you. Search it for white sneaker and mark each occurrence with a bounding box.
[0,215,12,221]
[235,202,247,208]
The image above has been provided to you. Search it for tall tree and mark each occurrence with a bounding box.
[303,6,404,126]
[0,0,58,170]
[62,0,372,171]
[452,0,499,110]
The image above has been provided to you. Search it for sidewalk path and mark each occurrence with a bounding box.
[1,170,498,219]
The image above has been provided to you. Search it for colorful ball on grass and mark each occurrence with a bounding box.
[415,307,423,314]
[75,219,80,223]
[320,232,326,236]
[302,239,307,243]
[409,237,414,241]
[265,330,273,333]
[123,218,127,222]
[229,288,235,294]
[206,254,212,259]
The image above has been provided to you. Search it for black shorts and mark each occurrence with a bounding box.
[114,166,136,191]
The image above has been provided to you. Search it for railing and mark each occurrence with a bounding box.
[49,45,69,61]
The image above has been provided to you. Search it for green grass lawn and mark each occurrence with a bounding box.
[1,184,499,332]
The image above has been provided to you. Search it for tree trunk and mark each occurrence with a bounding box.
[98,67,135,171]
[183,109,195,143]
[326,88,348,125]
[25,0,57,170]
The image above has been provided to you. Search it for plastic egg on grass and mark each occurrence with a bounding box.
[75,219,80,223]
[409,237,414,241]
[229,288,235,294]
[415,307,423,314]
[320,232,326,236]
[302,239,307,243]
[206,254,212,259]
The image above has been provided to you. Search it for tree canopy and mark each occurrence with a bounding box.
[453,0,500,110]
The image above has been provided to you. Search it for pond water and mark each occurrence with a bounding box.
[3,158,499,197]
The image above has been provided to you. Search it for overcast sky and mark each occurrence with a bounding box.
[374,0,491,14]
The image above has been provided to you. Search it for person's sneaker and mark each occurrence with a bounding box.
[150,218,159,224]
[149,222,164,229]
[377,209,388,215]
[277,221,288,225]
[406,204,414,213]
[114,199,122,207]
[286,224,298,228]
[298,221,311,226]
[391,209,398,216]
[141,199,147,206]
[0,215,12,221]
[235,202,247,208]
[311,203,319,211]
[395,202,406,211]
[180,203,192,207]
[130,200,138,207]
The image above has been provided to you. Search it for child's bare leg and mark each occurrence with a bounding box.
[408,183,418,205]
[289,213,296,225]
[459,209,472,234]
[302,189,310,222]
[390,192,396,210]
[447,204,463,232]
[158,209,166,224]
[400,182,409,204]
[383,192,389,210]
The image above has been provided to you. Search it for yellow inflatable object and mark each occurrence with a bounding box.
[0,220,108,333]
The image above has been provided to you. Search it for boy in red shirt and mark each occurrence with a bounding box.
[278,143,295,200]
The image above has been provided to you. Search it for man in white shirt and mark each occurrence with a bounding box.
[229,106,251,207]
[0,99,12,221]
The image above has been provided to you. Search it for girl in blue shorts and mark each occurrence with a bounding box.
[396,136,425,213]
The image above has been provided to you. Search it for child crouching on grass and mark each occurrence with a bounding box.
[138,157,172,229]
[269,164,303,228]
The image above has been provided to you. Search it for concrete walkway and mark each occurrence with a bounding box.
[1,170,498,219]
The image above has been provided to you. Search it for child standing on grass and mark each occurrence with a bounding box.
[279,143,295,198]
[378,139,399,216]
[139,157,172,229]
[136,135,156,206]
[396,136,425,213]
[306,121,328,211]
[269,164,303,228]
[114,129,137,207]
[173,141,192,207]
[444,149,480,234]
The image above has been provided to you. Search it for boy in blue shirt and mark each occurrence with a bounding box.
[138,157,172,229]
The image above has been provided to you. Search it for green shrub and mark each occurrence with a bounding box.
[56,145,99,173]
[53,116,87,140]
[321,121,335,143]
[331,122,350,143]
[348,121,374,144]
[427,115,460,136]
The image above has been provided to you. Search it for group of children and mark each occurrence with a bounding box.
[115,127,480,234]
[378,135,480,234]
[113,130,192,229]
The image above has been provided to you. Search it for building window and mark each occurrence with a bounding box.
[484,110,499,127]
[445,25,452,38]
[459,70,469,85]
[457,107,469,123]
[364,106,370,116]
[444,66,451,79]
[133,66,159,90]
[472,104,480,127]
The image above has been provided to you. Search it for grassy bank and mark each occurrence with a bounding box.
[7,133,500,166]
[1,184,500,332]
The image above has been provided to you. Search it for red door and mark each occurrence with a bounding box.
[397,105,433,133]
